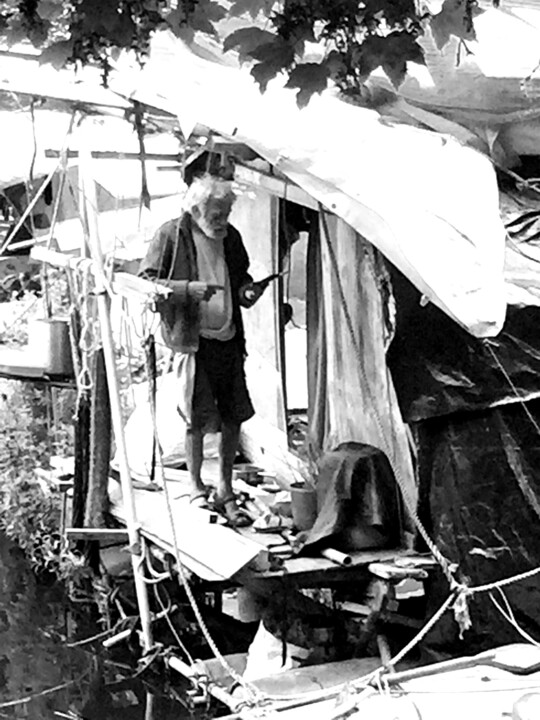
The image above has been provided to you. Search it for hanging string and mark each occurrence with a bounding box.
[483,339,540,439]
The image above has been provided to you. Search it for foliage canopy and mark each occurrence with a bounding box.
[0,1,500,105]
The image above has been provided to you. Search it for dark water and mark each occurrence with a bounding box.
[0,535,192,720]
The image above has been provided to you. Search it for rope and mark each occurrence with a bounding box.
[153,582,196,665]
[489,588,540,647]
[142,335,265,707]
[467,564,540,595]
[75,263,101,398]
[318,207,456,587]
[482,339,540,439]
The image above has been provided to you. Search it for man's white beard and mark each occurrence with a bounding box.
[197,216,227,240]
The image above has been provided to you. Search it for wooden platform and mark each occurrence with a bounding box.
[108,460,431,587]
[108,468,269,582]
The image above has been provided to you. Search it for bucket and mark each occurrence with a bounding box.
[290,483,317,531]
[28,318,74,376]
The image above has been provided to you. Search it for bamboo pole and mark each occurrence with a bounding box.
[79,138,154,652]
[167,655,244,711]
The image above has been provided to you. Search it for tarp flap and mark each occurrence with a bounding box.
[388,267,540,422]
[390,6,540,119]
[111,32,508,338]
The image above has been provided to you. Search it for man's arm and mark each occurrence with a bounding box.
[138,223,174,280]
[139,221,217,302]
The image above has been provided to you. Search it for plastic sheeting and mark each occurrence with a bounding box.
[416,401,540,653]
[110,31,508,338]
[388,267,540,422]
[387,268,540,651]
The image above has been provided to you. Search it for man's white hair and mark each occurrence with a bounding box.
[183,174,236,213]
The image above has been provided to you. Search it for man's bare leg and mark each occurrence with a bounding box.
[216,421,251,526]
[186,428,207,500]
[216,420,240,500]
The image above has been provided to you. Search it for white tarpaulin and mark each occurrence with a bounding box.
[111,31,507,338]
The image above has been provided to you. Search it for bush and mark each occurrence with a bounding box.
[0,288,84,580]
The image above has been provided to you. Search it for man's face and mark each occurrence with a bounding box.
[195,197,233,239]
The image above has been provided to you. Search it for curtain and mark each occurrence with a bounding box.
[307,213,417,532]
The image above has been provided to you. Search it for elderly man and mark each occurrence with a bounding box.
[139,175,265,526]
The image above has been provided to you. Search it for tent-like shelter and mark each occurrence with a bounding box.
[2,3,540,658]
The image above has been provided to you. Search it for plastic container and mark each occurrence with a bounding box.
[28,317,73,376]
[290,482,317,531]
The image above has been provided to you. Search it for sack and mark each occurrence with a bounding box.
[119,372,219,478]
[155,294,200,354]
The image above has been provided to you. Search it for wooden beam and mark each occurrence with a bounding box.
[45,149,181,161]
[66,528,130,542]
[112,271,171,300]
[235,164,318,210]
[30,248,169,301]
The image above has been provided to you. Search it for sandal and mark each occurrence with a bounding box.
[190,490,212,510]
[214,495,253,527]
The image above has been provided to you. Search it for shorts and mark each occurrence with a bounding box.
[191,337,254,432]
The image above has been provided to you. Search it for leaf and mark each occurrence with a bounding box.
[37,1,65,22]
[382,58,407,88]
[430,0,482,50]
[28,20,50,48]
[229,0,277,19]
[189,0,227,36]
[167,0,226,38]
[166,9,195,42]
[3,19,32,47]
[249,38,294,66]
[324,50,347,77]
[223,26,275,58]
[251,60,281,92]
[354,36,386,81]
[194,0,227,23]
[39,39,74,69]
[285,62,329,108]
[78,0,123,34]
[108,13,137,46]
[354,32,424,87]
[249,37,295,91]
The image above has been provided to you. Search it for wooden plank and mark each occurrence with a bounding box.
[31,246,92,270]
[235,164,318,211]
[108,478,269,582]
[112,271,171,300]
[239,548,414,585]
[66,528,130,542]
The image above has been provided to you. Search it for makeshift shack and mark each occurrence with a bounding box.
[1,1,540,702]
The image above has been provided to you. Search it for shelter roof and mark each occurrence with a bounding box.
[1,15,533,338]
[106,30,507,339]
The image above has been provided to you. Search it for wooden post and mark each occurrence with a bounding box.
[85,348,112,529]
[79,138,153,652]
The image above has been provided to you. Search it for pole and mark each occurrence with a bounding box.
[79,133,153,652]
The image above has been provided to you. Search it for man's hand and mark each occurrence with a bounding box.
[240,281,267,308]
[187,281,222,301]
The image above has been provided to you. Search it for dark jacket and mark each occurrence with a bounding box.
[139,213,252,353]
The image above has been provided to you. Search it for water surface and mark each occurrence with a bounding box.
[0,534,192,719]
